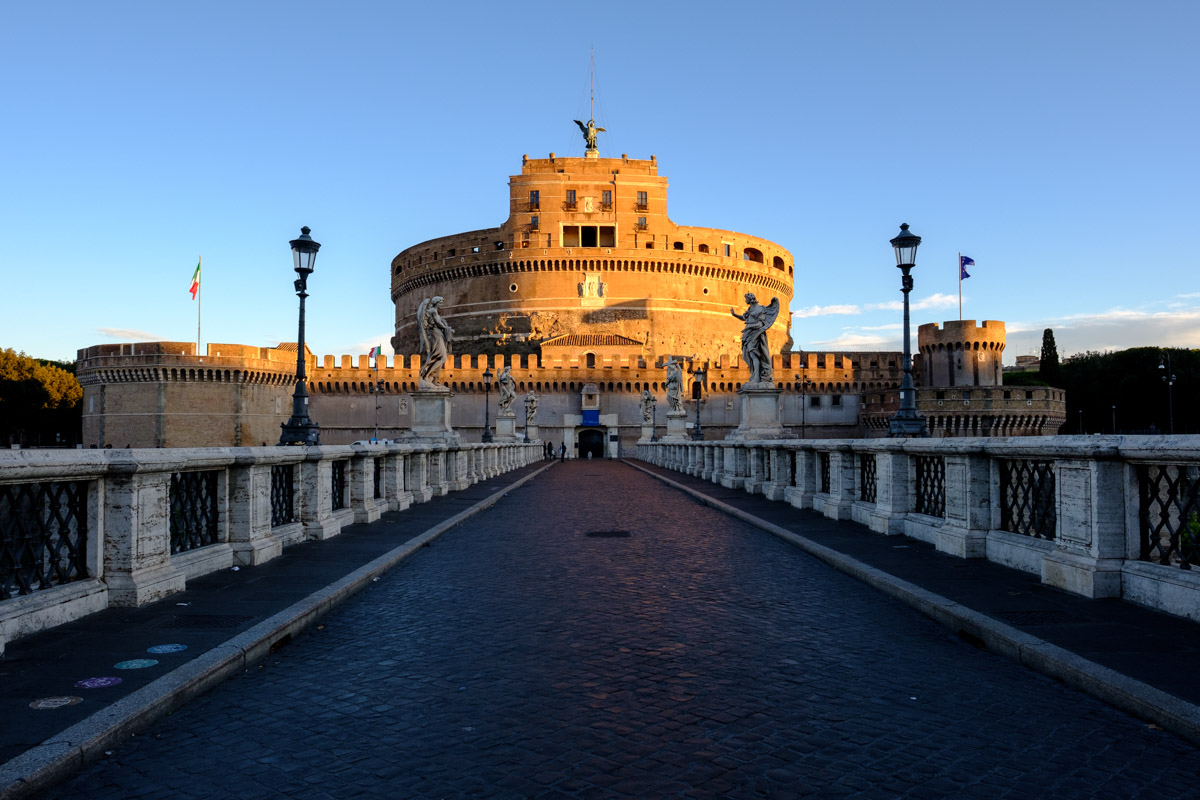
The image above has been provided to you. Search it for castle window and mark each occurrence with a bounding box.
[530,215,539,230]
[636,191,648,211]
[773,255,785,270]
[581,227,598,247]
[529,190,539,210]
[673,241,684,250]
[809,396,821,408]
[563,226,580,247]
[586,353,596,368]
[645,242,654,248]
[743,247,764,263]
[698,244,709,253]
[495,241,504,251]
[831,394,842,407]
[724,244,732,257]
[565,189,577,210]
[601,189,612,209]
[636,216,647,231]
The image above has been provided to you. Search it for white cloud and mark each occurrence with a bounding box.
[97,327,163,342]
[867,292,959,313]
[808,332,900,349]
[1007,306,1200,358]
[340,333,394,356]
[793,303,861,318]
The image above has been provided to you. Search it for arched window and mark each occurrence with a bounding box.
[698,244,709,254]
[585,352,596,368]
[773,256,785,270]
[743,247,764,263]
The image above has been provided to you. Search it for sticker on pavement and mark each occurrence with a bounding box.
[30,696,83,710]
[75,677,123,689]
[147,644,188,654]
[114,659,159,670]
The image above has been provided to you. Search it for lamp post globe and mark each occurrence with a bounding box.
[279,226,322,446]
[481,366,494,443]
[887,223,929,438]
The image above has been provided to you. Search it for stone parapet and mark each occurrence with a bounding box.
[640,435,1200,624]
[0,441,545,655]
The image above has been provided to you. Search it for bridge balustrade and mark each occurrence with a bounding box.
[639,436,1200,625]
[0,441,543,655]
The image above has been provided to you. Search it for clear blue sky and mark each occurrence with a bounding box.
[4,0,1197,364]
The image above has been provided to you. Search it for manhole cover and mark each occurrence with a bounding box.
[991,610,1091,626]
[585,530,632,538]
[159,614,256,630]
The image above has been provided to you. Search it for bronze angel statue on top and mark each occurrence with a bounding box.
[574,118,606,151]
[731,293,780,384]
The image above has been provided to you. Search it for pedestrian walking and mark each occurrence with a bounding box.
[559,442,566,460]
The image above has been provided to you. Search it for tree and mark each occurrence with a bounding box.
[1039,329,1060,382]
[0,348,83,446]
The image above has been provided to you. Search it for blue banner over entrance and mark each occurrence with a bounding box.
[582,410,600,427]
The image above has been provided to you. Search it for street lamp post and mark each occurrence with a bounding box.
[795,369,814,439]
[523,396,531,444]
[1160,352,1176,435]
[887,223,928,437]
[373,378,384,443]
[690,366,705,440]
[481,366,494,442]
[279,227,322,446]
[1112,405,1117,435]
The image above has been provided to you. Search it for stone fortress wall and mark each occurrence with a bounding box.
[75,147,1065,449]
[390,153,794,360]
[918,319,1007,388]
[77,343,902,451]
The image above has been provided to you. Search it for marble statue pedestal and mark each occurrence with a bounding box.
[662,410,689,441]
[398,389,460,444]
[495,411,519,441]
[727,383,786,440]
[640,423,656,442]
[524,423,538,443]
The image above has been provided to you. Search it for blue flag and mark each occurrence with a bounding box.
[960,255,974,280]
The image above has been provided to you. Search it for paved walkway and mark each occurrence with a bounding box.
[10,459,1198,799]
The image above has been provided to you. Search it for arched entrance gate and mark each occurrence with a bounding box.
[577,429,605,459]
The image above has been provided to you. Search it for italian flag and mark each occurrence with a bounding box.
[189,258,201,300]
[368,345,382,359]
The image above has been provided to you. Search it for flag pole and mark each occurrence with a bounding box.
[197,255,202,354]
[957,251,962,321]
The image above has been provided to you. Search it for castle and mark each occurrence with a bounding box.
[77,145,1065,452]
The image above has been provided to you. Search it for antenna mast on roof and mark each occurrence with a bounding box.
[573,48,606,157]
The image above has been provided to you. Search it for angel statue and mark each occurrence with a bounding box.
[497,365,516,412]
[524,391,538,422]
[417,296,453,389]
[573,118,606,152]
[665,357,684,413]
[731,293,780,384]
[640,388,657,423]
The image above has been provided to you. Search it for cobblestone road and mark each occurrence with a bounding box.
[42,461,1198,799]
